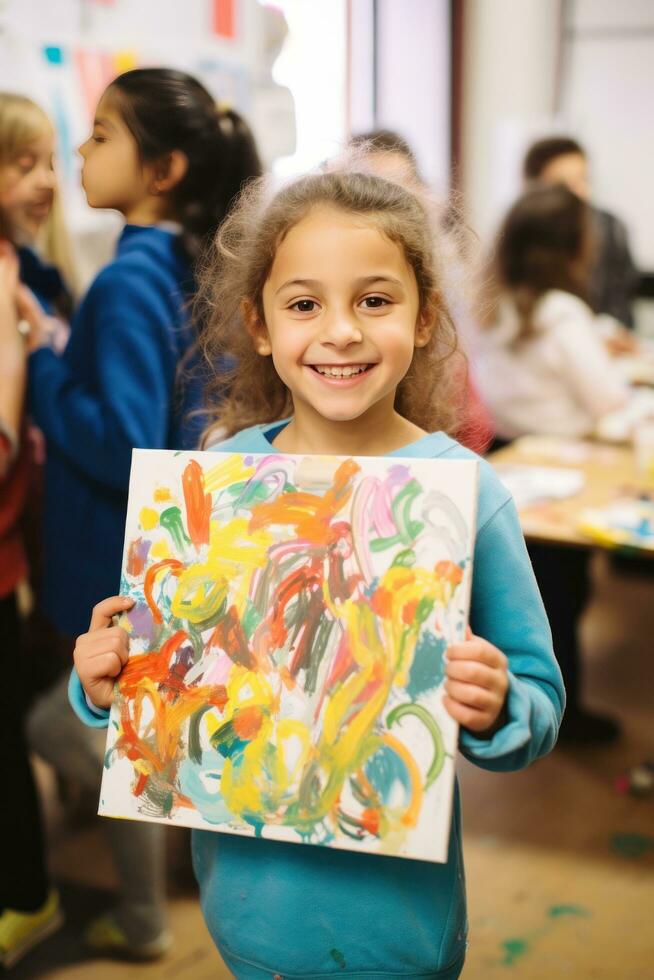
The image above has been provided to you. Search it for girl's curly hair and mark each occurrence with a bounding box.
[195,167,463,445]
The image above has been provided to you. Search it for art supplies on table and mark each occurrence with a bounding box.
[578,496,654,553]
[494,464,586,510]
[98,449,479,864]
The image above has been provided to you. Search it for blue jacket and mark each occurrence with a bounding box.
[69,422,564,980]
[28,225,204,637]
[18,245,68,314]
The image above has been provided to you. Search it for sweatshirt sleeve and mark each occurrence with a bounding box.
[68,668,111,728]
[28,264,180,491]
[459,496,565,771]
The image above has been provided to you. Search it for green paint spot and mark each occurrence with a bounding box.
[330,948,346,969]
[160,506,190,550]
[501,937,529,965]
[610,832,654,859]
[548,904,590,919]
[392,547,415,568]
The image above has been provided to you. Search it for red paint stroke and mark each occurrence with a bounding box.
[126,537,147,576]
[144,559,183,624]
[134,772,148,797]
[212,0,236,38]
[209,605,254,668]
[183,460,211,549]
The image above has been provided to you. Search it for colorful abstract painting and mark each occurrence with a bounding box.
[99,449,479,863]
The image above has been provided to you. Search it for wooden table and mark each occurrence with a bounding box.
[487,435,653,553]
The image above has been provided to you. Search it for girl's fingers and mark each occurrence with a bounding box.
[443,696,491,731]
[445,659,497,688]
[93,650,125,679]
[447,640,507,670]
[79,632,130,665]
[88,595,134,631]
[444,679,496,711]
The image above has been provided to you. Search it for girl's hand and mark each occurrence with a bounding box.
[74,595,135,709]
[443,627,509,737]
[15,283,54,352]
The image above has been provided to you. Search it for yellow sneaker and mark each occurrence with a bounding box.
[0,890,64,969]
[84,913,172,960]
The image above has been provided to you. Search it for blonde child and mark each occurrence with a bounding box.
[0,93,73,968]
[70,169,564,979]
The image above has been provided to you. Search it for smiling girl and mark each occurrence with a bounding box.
[70,169,564,979]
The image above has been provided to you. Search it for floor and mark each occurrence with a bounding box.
[11,553,654,979]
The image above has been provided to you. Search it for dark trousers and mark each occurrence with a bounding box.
[528,543,592,709]
[0,593,49,912]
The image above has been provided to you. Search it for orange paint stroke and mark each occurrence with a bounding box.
[144,558,183,624]
[183,460,211,549]
[126,538,147,577]
[381,732,423,828]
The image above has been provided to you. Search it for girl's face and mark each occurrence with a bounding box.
[78,92,151,215]
[0,129,56,240]
[257,205,432,430]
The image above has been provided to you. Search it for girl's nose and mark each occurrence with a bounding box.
[320,313,363,347]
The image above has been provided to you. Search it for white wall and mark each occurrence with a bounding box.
[461,0,563,243]
[561,0,654,268]
[349,0,451,193]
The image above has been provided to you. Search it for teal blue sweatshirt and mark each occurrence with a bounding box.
[70,423,564,980]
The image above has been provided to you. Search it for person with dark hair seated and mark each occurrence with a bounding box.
[523,135,639,331]
[477,184,632,744]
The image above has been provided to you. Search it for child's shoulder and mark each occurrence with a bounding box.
[90,227,186,294]
[429,434,513,533]
[207,421,281,455]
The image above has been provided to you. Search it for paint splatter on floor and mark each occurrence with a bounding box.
[548,904,590,919]
[499,904,592,966]
[501,937,530,965]
[610,833,654,859]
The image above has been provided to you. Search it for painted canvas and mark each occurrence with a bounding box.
[99,449,479,863]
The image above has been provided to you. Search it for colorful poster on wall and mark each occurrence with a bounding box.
[99,449,478,863]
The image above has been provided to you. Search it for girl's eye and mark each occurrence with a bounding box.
[17,157,35,173]
[361,295,389,309]
[290,299,317,313]
[92,134,107,144]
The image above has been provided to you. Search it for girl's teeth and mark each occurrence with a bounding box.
[315,365,367,377]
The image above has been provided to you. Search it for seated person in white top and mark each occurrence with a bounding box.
[476,183,629,442]
[477,183,629,744]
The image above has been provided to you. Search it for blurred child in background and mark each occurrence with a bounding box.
[349,128,495,454]
[477,183,630,742]
[0,92,76,968]
[524,135,639,334]
[21,67,262,959]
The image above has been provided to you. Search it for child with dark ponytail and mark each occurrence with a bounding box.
[16,67,261,959]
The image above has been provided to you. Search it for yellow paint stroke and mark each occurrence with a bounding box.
[140,507,159,531]
[204,454,255,494]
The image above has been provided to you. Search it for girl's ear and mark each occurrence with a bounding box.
[242,299,272,356]
[414,305,436,349]
[150,150,189,195]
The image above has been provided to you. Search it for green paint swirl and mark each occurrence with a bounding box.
[386,703,446,788]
